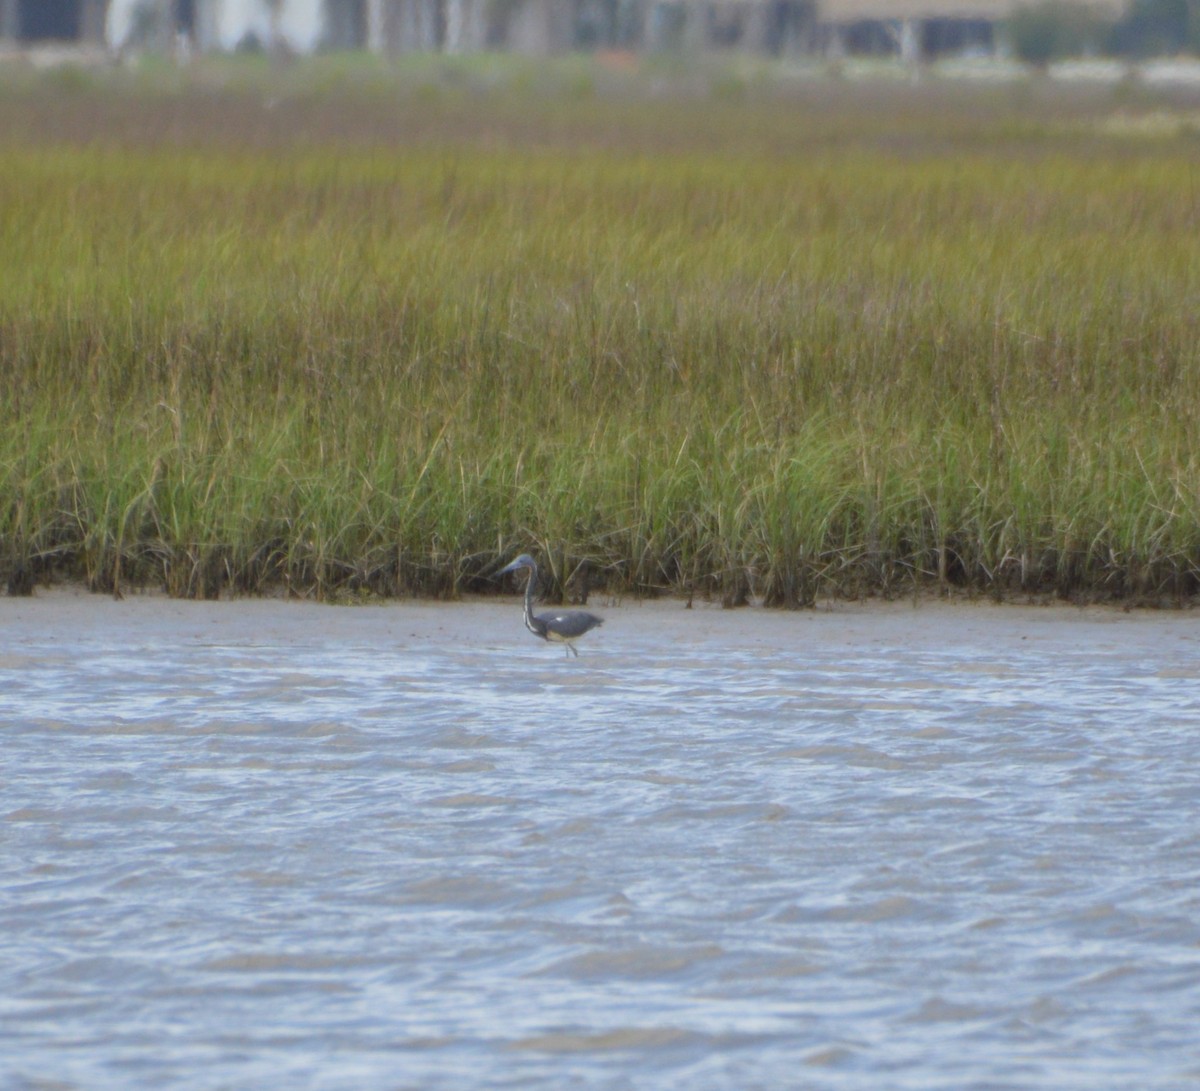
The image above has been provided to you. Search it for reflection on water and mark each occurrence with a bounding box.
[2,595,1199,1089]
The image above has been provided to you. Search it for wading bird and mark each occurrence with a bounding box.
[496,553,603,657]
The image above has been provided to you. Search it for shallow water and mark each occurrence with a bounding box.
[2,591,1199,1090]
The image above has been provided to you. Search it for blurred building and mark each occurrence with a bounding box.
[817,0,1127,61]
[0,0,109,42]
[2,0,1130,58]
[353,0,1128,56]
[356,0,818,53]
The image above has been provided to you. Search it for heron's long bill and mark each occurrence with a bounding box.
[498,555,535,576]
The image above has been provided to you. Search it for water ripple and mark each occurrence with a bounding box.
[1,596,1198,1089]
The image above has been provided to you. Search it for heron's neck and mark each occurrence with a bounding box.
[522,569,541,636]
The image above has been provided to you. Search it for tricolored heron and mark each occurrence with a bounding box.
[496,553,603,657]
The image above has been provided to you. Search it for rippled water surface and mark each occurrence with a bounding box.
[2,591,1199,1089]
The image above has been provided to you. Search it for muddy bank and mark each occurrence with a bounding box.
[4,583,1197,664]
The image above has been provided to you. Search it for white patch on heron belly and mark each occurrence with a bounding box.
[545,629,572,644]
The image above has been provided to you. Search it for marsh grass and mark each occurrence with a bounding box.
[3,59,1200,603]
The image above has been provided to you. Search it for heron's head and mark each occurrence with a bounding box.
[498,553,537,576]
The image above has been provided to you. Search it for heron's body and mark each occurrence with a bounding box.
[498,554,603,657]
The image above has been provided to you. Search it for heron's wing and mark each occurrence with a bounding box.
[536,610,603,639]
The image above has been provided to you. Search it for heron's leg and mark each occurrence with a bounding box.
[567,643,578,657]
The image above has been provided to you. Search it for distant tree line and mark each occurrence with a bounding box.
[1007,0,1200,63]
